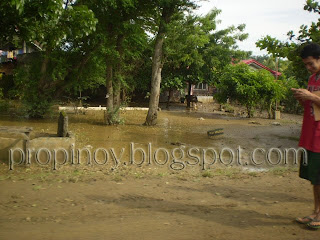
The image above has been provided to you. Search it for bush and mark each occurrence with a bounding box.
[13,56,53,118]
[0,100,9,113]
[257,70,286,118]
[280,77,303,114]
[215,64,285,118]
[23,95,52,118]
[104,106,124,125]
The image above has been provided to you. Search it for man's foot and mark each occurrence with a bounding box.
[295,215,316,224]
[307,219,320,229]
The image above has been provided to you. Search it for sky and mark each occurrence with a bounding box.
[195,0,320,56]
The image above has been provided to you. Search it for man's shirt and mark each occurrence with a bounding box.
[299,73,320,152]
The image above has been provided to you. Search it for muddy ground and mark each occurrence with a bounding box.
[0,103,318,239]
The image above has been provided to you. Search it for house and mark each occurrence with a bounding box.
[240,59,281,78]
[187,82,216,103]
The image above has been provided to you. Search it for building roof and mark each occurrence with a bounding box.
[240,59,281,77]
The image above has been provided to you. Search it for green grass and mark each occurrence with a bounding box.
[269,166,298,176]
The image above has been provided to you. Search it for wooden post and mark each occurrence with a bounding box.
[57,111,68,137]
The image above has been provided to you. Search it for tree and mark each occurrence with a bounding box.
[1,0,98,117]
[256,0,320,86]
[160,8,249,109]
[161,12,212,108]
[5,0,151,120]
[78,0,152,124]
[144,0,197,126]
[201,21,249,86]
[0,0,26,47]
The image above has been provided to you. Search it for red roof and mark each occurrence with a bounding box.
[240,59,281,77]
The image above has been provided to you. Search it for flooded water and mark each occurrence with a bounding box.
[0,106,303,170]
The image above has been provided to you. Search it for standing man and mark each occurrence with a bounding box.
[293,43,320,229]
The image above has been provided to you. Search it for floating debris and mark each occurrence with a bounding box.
[207,128,224,137]
[170,142,184,146]
[249,121,261,125]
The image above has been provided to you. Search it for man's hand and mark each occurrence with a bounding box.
[291,88,314,101]
[291,88,320,108]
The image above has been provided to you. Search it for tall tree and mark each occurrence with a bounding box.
[161,8,248,108]
[144,0,197,126]
[79,0,152,124]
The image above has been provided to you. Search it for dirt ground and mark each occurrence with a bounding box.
[0,103,319,240]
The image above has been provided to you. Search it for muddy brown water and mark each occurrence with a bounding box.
[0,107,303,170]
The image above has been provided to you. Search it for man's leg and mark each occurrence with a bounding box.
[314,185,320,214]
[296,151,319,223]
[308,185,320,227]
[296,185,320,223]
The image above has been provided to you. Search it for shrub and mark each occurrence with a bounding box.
[215,64,285,118]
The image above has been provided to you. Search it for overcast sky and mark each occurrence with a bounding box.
[195,0,319,56]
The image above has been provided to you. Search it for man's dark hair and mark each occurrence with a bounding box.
[300,43,320,59]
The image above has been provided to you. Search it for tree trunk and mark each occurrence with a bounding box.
[112,34,124,118]
[166,89,173,109]
[114,89,121,109]
[106,64,113,110]
[38,52,50,92]
[145,31,165,125]
[268,103,272,119]
[247,105,252,118]
[104,60,114,125]
[145,6,173,126]
[186,81,192,108]
[122,89,126,102]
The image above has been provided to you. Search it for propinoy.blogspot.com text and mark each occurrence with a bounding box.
[8,143,308,170]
